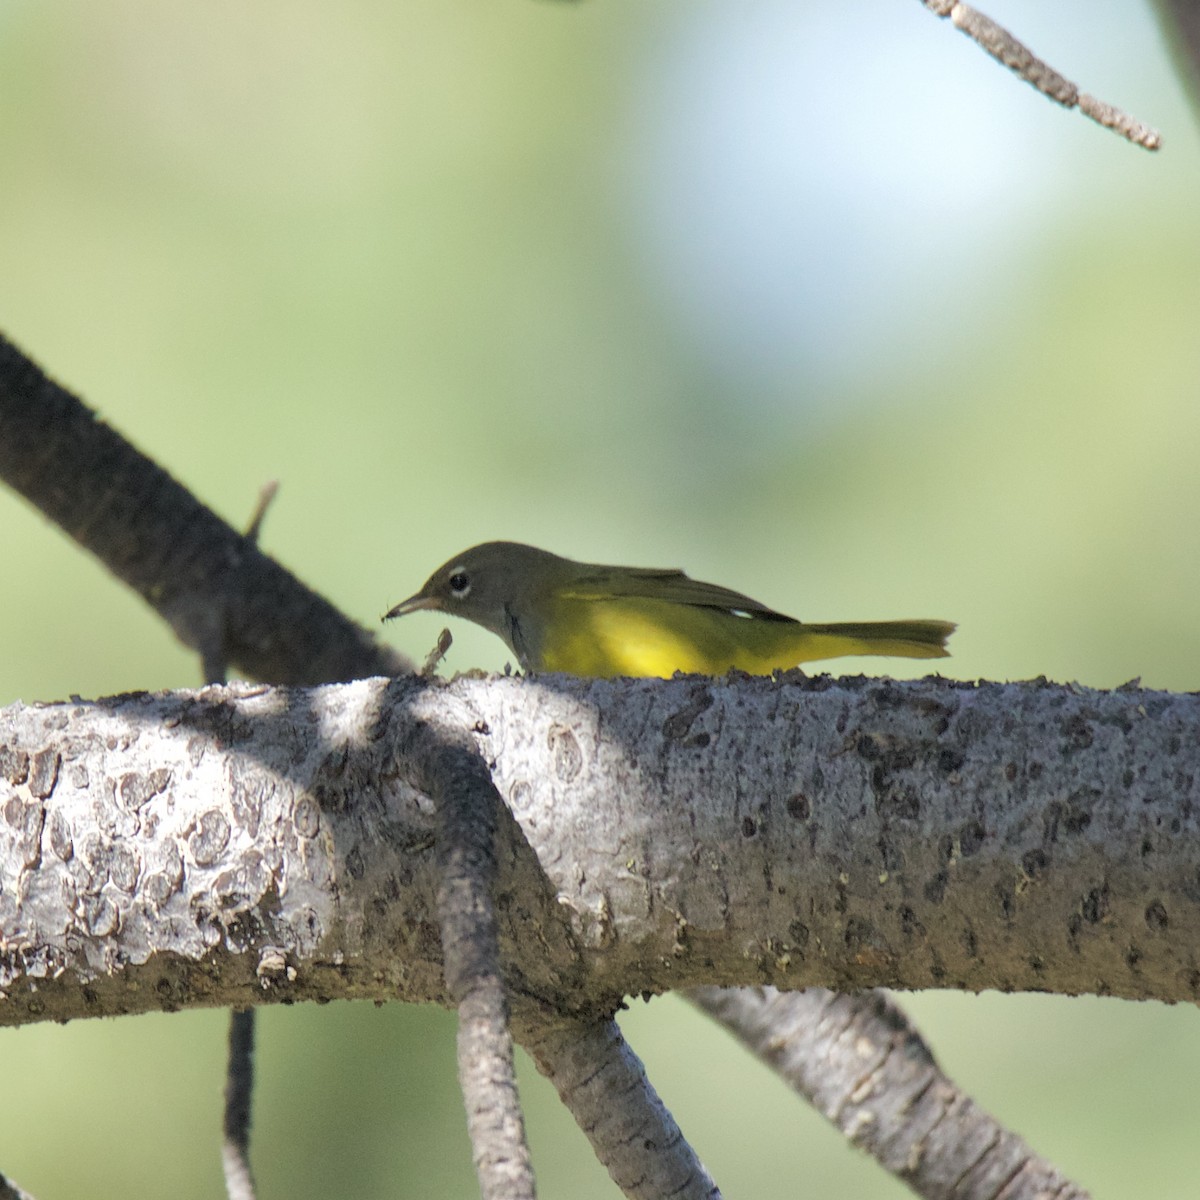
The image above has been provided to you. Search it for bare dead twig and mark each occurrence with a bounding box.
[222,1009,258,1200]
[422,628,454,677]
[922,0,1162,150]
[244,480,280,545]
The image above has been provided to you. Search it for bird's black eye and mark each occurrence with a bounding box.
[448,570,471,598]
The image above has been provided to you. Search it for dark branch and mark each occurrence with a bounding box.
[0,1174,37,1200]
[1156,0,1200,107]
[222,1009,258,1200]
[0,333,407,685]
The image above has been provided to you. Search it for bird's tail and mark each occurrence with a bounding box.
[801,619,955,660]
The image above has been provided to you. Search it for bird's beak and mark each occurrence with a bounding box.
[383,592,437,622]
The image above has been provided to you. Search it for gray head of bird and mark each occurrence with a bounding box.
[384,541,566,643]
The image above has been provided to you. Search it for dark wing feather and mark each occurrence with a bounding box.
[561,564,797,622]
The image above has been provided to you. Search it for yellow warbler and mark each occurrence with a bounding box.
[385,541,954,679]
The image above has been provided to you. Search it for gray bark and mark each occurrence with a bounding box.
[398,700,537,1200]
[2,672,1197,1026]
[921,1,1162,148]
[520,1010,721,1200]
[687,987,1087,1200]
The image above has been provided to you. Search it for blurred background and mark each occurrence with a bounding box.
[1,0,1197,1195]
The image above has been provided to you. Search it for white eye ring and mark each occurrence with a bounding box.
[447,569,471,599]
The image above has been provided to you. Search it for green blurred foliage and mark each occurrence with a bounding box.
[2,0,1199,1196]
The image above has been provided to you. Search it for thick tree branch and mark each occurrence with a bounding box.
[3,673,1196,1026]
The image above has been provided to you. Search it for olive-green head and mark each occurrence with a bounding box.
[384,541,569,660]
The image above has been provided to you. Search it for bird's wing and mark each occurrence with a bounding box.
[560,565,797,622]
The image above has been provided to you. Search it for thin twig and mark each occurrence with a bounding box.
[244,480,279,545]
[222,1009,258,1200]
[422,628,454,677]
[921,1,1162,150]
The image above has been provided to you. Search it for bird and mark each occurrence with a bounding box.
[384,541,954,679]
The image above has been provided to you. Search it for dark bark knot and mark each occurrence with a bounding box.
[1043,793,1095,843]
[958,819,986,857]
[1061,714,1095,752]
[48,808,74,861]
[189,809,232,866]
[110,843,143,893]
[786,793,811,820]
[144,840,185,907]
[661,687,714,741]
[28,747,61,798]
[293,795,321,838]
[0,744,31,785]
[858,733,926,821]
[4,797,45,868]
[1081,885,1110,925]
[118,767,172,811]
[85,895,120,937]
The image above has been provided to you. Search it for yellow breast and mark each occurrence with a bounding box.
[531,596,884,678]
